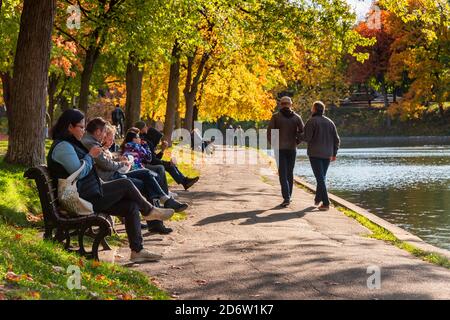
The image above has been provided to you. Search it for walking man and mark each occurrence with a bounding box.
[267,96,304,207]
[303,101,340,211]
[111,104,125,137]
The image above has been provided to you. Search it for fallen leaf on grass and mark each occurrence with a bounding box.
[5,272,20,283]
[52,266,64,273]
[91,260,101,268]
[117,293,134,300]
[26,213,42,223]
[28,291,40,299]
[95,275,106,281]
[5,272,32,283]
[14,233,22,240]
[0,293,6,300]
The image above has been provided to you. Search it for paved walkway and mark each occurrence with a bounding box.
[110,146,450,300]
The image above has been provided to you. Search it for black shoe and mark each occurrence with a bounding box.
[141,223,148,229]
[280,200,290,208]
[164,197,189,212]
[183,176,199,190]
[147,220,173,234]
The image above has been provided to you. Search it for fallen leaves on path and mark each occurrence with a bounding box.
[195,279,208,286]
[170,265,183,270]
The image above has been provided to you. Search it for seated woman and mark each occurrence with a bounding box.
[47,109,174,263]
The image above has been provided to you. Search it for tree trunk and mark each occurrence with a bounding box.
[5,0,55,166]
[438,102,445,119]
[78,46,100,114]
[380,80,391,128]
[192,105,199,128]
[183,51,209,132]
[125,60,144,132]
[163,41,181,144]
[0,72,12,131]
[47,73,59,128]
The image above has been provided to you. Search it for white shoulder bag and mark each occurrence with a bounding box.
[58,160,94,216]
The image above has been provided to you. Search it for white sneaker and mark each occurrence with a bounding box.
[168,191,178,198]
[130,249,162,263]
[144,207,174,221]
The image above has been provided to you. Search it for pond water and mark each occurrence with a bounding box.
[293,146,450,251]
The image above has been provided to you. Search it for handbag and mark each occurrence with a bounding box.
[58,160,94,216]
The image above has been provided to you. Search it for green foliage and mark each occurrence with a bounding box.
[0,0,20,73]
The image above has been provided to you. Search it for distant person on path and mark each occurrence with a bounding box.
[302,101,340,211]
[267,96,304,207]
[235,125,244,147]
[155,117,164,132]
[111,104,125,137]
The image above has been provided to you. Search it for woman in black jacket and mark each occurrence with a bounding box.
[48,109,174,263]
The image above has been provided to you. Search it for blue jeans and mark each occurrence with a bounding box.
[163,161,186,185]
[113,169,168,201]
[309,157,331,206]
[276,149,297,201]
[144,164,169,193]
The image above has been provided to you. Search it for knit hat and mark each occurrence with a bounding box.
[134,121,147,130]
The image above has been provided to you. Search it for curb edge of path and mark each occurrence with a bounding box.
[293,177,450,260]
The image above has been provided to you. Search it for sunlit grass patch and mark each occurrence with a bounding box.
[0,223,168,300]
[338,206,450,269]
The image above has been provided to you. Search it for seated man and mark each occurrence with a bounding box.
[134,121,199,191]
[82,118,188,234]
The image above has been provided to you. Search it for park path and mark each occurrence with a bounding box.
[110,146,450,300]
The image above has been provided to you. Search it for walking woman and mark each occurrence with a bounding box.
[47,109,174,263]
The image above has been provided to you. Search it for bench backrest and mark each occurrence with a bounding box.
[24,165,60,224]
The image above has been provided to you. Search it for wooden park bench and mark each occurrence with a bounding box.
[24,165,113,260]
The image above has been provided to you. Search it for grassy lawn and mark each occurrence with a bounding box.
[0,141,169,300]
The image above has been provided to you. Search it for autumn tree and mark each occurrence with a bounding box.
[0,0,20,126]
[5,0,56,166]
[382,0,450,119]
[345,6,395,125]
[55,0,126,114]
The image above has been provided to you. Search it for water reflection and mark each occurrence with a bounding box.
[293,146,450,251]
